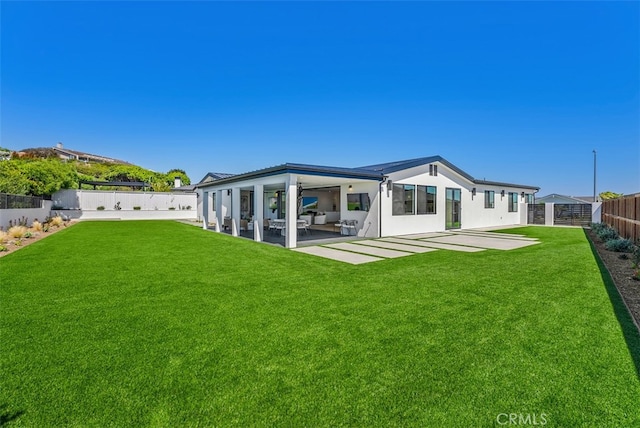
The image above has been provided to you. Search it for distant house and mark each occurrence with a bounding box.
[0,148,10,161]
[536,194,596,204]
[52,142,129,164]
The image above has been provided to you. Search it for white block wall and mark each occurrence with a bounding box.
[53,189,197,211]
[0,201,53,230]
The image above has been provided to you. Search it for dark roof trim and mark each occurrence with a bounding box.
[198,172,236,183]
[197,163,384,188]
[361,155,538,190]
[197,156,538,191]
[473,179,539,191]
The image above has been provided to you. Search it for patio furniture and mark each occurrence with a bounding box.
[340,219,358,236]
[272,219,285,236]
[223,217,232,231]
[314,214,327,225]
[297,219,310,235]
[299,214,313,226]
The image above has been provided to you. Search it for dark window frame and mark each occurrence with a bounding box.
[508,192,518,212]
[392,184,415,215]
[347,193,371,212]
[417,185,437,214]
[484,190,495,209]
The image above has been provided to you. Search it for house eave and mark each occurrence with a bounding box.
[196,163,383,189]
[472,179,540,191]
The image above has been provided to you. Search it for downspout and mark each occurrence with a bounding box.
[379,176,387,238]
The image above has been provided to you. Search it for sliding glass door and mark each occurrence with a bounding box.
[445,188,461,229]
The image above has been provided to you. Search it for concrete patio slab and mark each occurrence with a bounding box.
[293,246,383,264]
[325,242,412,258]
[354,240,438,253]
[380,237,485,252]
[450,230,537,241]
[426,234,539,250]
[397,232,453,240]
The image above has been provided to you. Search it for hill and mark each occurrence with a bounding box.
[0,145,190,196]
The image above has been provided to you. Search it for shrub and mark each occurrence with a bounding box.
[133,206,141,210]
[596,226,618,242]
[590,222,609,233]
[0,231,7,243]
[0,244,7,252]
[50,216,64,227]
[605,238,634,253]
[631,244,640,269]
[8,226,28,239]
[23,231,33,239]
[97,206,105,211]
[31,220,43,232]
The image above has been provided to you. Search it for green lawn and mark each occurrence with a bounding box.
[1,221,639,426]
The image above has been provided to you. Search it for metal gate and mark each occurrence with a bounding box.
[527,204,545,224]
[553,204,591,226]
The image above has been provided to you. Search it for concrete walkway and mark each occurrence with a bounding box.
[292,229,540,264]
[380,237,485,252]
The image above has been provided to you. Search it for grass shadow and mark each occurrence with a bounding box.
[584,228,640,380]
[0,404,24,426]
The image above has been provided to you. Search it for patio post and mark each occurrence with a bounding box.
[202,190,209,230]
[285,175,297,248]
[254,183,264,242]
[231,187,241,237]
[215,189,222,232]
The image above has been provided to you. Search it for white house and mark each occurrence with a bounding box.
[196,156,538,248]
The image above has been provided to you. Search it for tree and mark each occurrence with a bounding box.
[0,161,30,194]
[165,169,191,186]
[0,158,76,196]
[599,191,623,201]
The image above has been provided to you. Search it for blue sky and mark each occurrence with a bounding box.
[2,1,638,196]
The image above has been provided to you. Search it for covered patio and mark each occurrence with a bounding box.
[198,163,383,248]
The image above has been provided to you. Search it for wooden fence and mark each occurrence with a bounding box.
[602,194,640,242]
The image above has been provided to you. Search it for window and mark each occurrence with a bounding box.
[429,164,438,176]
[508,192,518,212]
[525,193,534,204]
[484,190,495,209]
[417,185,436,214]
[347,193,370,211]
[393,184,415,215]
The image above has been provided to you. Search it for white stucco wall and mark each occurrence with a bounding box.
[53,189,197,211]
[340,182,380,237]
[0,201,53,230]
[380,162,532,236]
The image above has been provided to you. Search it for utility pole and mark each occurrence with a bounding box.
[593,150,597,202]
